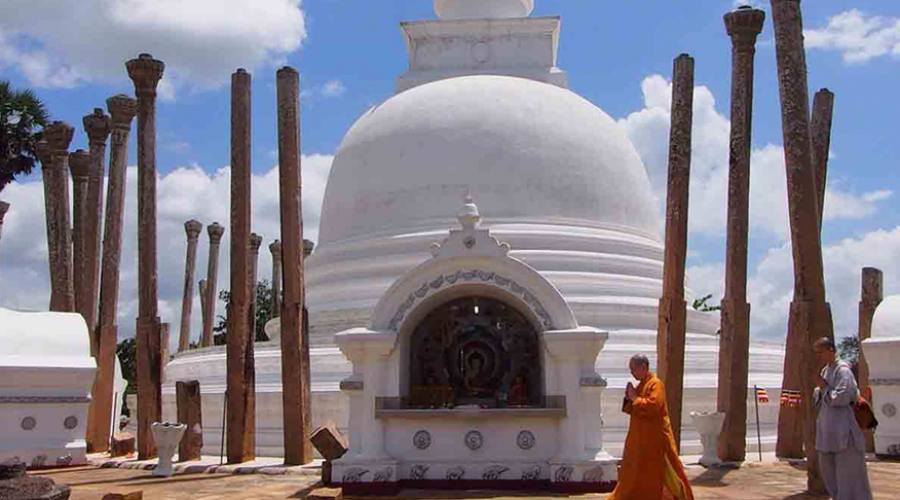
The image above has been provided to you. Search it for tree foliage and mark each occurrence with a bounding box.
[838,336,860,367]
[691,293,722,312]
[0,81,49,191]
[116,337,137,395]
[213,279,276,345]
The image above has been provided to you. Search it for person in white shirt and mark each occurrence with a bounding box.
[813,336,873,500]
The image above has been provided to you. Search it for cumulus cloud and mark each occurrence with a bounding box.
[0,0,307,96]
[620,74,895,340]
[618,74,891,239]
[805,9,900,63]
[0,155,333,348]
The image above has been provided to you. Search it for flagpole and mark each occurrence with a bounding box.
[754,385,763,462]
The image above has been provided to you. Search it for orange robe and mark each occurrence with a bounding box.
[608,373,694,500]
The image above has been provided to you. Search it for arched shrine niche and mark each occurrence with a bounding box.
[408,295,542,408]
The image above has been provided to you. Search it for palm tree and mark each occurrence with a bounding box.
[0,80,49,191]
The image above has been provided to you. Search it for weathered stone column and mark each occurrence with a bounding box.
[0,201,8,250]
[269,240,282,320]
[69,150,92,332]
[41,122,75,312]
[176,380,203,462]
[201,222,225,347]
[858,267,882,452]
[88,95,137,453]
[178,220,203,352]
[277,66,313,465]
[226,68,256,463]
[249,233,263,337]
[127,53,166,460]
[82,108,112,345]
[717,6,765,463]
[771,1,833,492]
[810,89,834,231]
[656,54,693,451]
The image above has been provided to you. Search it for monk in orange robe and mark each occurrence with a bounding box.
[608,354,694,500]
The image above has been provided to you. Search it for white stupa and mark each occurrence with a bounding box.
[164,0,785,464]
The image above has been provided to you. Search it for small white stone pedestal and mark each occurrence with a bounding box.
[151,422,186,477]
[690,411,725,467]
[863,295,900,457]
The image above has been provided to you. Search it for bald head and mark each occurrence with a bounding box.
[629,354,650,369]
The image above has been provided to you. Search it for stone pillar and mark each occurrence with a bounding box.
[178,220,203,352]
[82,108,112,346]
[717,5,764,464]
[270,240,282,320]
[277,66,313,465]
[226,68,256,463]
[249,233,263,338]
[69,150,92,333]
[771,1,833,492]
[656,54,693,451]
[176,380,203,462]
[88,95,137,453]
[201,223,225,347]
[127,53,165,460]
[858,267,882,452]
[41,122,75,312]
[810,89,834,232]
[0,201,8,250]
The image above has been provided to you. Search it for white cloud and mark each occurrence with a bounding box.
[321,80,347,97]
[0,0,307,95]
[620,74,895,341]
[805,9,900,63]
[0,154,333,348]
[618,74,891,239]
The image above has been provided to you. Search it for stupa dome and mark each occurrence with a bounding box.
[318,75,660,245]
[872,295,900,339]
[434,0,534,20]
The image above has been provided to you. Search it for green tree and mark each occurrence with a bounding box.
[837,336,860,367]
[0,81,49,191]
[116,337,137,395]
[213,279,276,345]
[691,293,722,312]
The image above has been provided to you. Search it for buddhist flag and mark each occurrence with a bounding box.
[780,389,802,407]
[755,387,769,403]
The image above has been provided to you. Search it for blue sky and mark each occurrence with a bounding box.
[0,0,898,343]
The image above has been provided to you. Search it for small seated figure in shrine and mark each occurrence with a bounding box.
[507,374,530,406]
[462,352,493,398]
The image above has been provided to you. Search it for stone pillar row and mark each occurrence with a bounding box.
[717,5,765,463]
[178,220,203,352]
[656,53,694,451]
[201,222,225,347]
[83,108,112,349]
[40,121,75,312]
[771,0,833,493]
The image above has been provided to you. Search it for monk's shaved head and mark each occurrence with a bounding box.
[629,354,650,369]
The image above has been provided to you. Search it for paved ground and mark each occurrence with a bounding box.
[36,459,900,499]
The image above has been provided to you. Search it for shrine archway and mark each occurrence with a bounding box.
[407,295,543,408]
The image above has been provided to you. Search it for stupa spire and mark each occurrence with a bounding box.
[434,0,534,20]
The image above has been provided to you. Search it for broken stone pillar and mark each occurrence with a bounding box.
[178,220,203,352]
[0,201,8,250]
[201,223,225,347]
[717,5,765,464]
[176,380,203,462]
[656,54,693,451]
[88,95,137,453]
[249,233,263,338]
[771,1,833,492]
[810,89,834,232]
[69,149,92,334]
[226,68,256,464]
[127,53,165,460]
[277,66,313,465]
[858,267,882,452]
[82,108,112,345]
[41,122,76,312]
[269,240,282,319]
